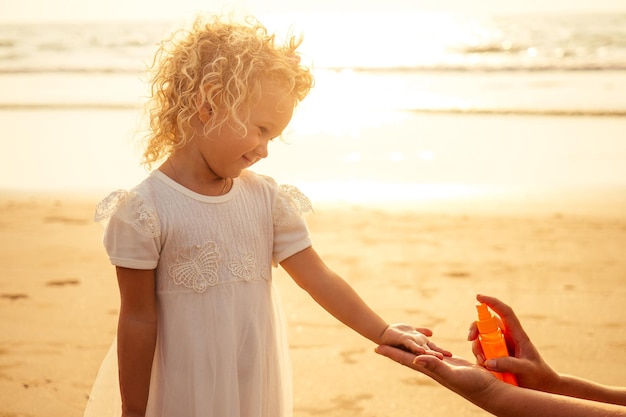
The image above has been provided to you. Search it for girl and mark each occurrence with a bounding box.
[86,14,448,417]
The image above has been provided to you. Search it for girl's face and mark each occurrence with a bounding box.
[195,79,295,179]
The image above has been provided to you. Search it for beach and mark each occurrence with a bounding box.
[0,183,625,417]
[1,10,626,416]
[1,87,625,417]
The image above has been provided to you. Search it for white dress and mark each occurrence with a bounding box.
[85,169,313,417]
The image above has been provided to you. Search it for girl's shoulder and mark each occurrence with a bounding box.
[240,171,313,225]
[239,169,277,189]
[241,170,311,210]
[93,178,161,238]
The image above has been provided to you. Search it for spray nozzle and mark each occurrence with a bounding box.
[475,302,499,333]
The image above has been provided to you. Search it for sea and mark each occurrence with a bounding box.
[1,11,625,206]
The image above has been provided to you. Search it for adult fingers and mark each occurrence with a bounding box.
[375,345,420,369]
[476,294,529,343]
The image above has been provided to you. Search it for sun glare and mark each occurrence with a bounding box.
[267,10,486,137]
[276,11,465,69]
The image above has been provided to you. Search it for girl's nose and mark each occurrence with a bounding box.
[255,141,269,159]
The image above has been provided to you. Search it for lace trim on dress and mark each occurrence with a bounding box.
[273,184,313,226]
[168,241,220,292]
[94,190,161,239]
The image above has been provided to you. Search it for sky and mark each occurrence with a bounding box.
[1,0,626,23]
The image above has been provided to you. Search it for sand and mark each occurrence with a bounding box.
[0,189,625,417]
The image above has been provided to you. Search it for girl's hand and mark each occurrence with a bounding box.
[380,323,451,359]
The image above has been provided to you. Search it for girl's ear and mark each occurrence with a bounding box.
[198,104,212,123]
[196,87,214,123]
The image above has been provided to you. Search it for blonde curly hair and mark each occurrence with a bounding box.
[142,15,314,168]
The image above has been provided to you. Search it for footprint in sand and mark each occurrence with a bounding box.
[339,349,365,365]
[45,279,80,286]
[43,215,90,225]
[443,271,471,279]
[0,293,29,301]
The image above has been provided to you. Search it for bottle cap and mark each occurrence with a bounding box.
[476,302,499,333]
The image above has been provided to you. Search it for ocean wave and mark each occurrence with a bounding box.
[0,67,144,74]
[0,102,139,110]
[405,107,626,117]
[1,63,626,75]
[1,13,626,75]
[322,64,626,73]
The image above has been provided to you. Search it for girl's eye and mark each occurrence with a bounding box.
[258,126,279,141]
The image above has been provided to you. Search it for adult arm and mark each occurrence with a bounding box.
[375,346,626,417]
[116,266,157,417]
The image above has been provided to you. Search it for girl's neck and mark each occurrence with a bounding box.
[162,156,231,196]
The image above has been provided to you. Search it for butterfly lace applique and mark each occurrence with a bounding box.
[273,184,313,226]
[228,252,256,282]
[169,241,220,292]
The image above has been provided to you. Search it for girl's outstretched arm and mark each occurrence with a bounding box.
[280,246,447,357]
[116,267,157,417]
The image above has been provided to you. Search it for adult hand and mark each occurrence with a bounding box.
[468,294,559,392]
[375,345,499,401]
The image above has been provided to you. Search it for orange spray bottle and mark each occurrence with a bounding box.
[475,302,518,386]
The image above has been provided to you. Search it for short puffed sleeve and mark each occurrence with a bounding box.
[94,190,161,270]
[272,183,313,265]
